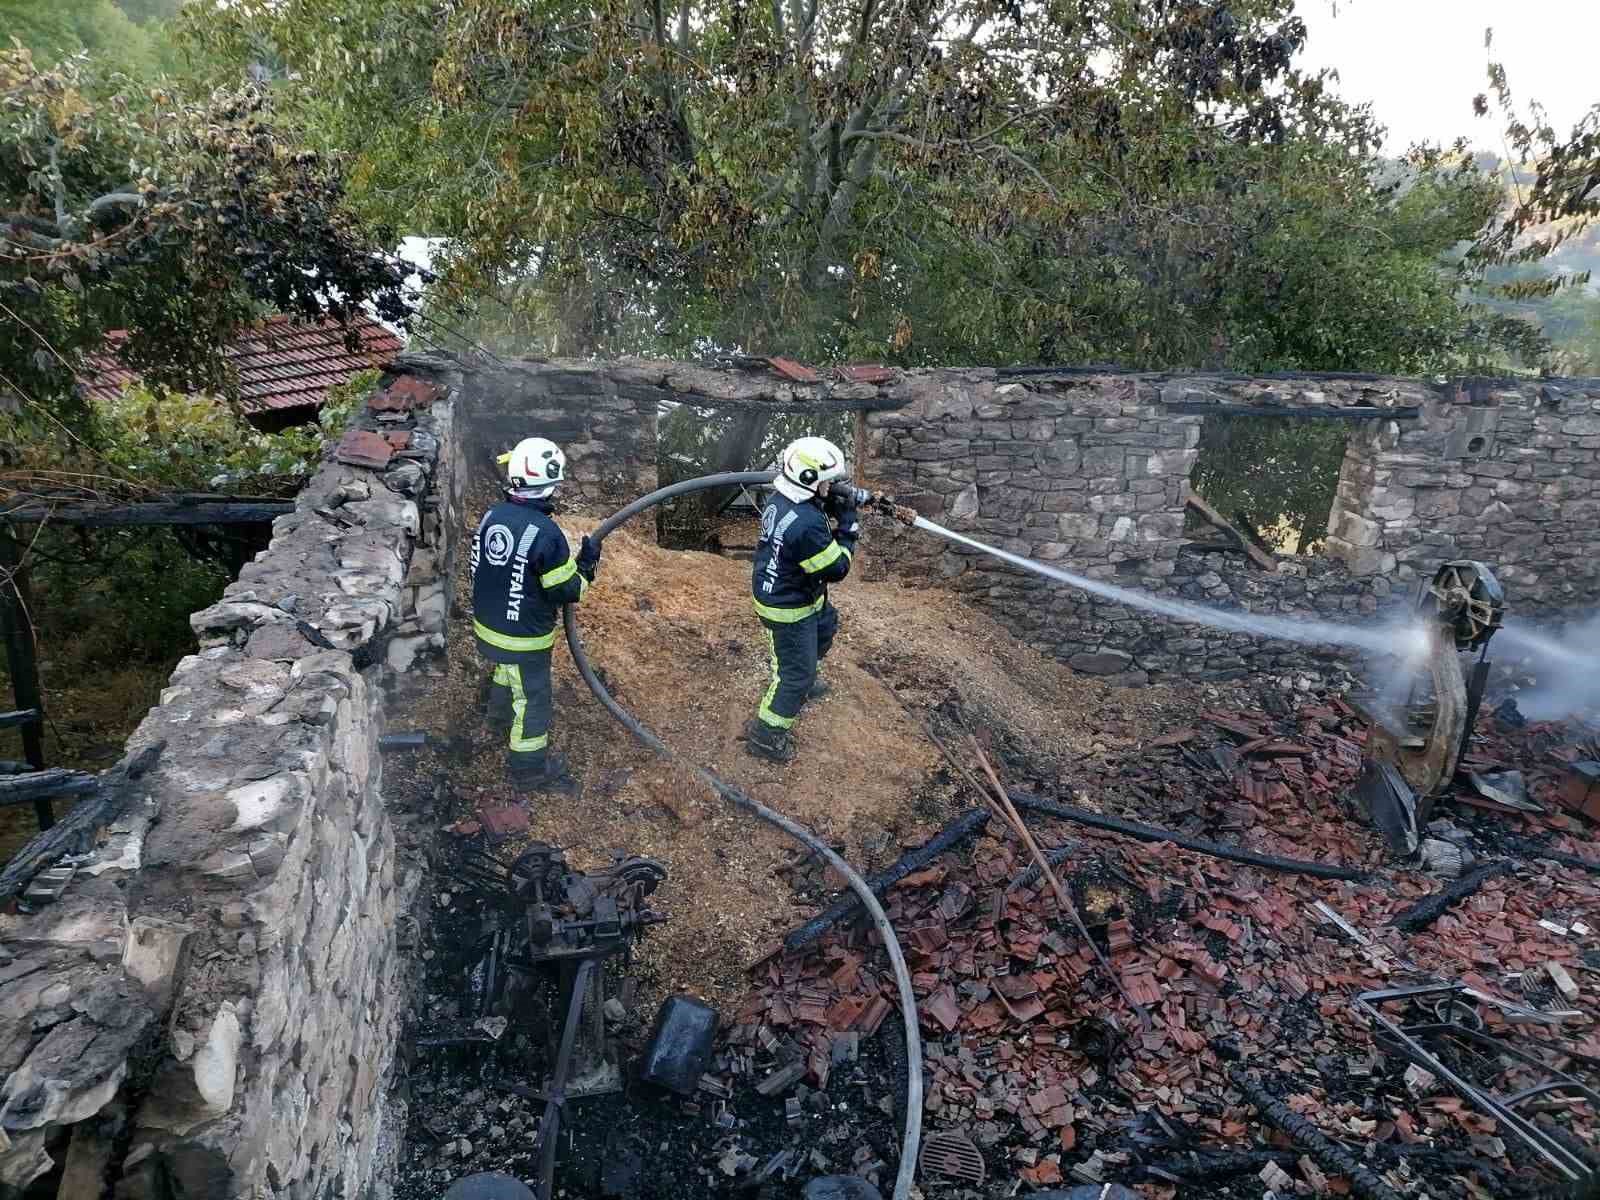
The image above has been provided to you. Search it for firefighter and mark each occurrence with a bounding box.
[745,435,861,763]
[471,437,601,794]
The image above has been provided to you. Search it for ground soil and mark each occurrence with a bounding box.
[391,508,1203,1008]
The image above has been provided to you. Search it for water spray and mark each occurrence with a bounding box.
[871,504,1425,659]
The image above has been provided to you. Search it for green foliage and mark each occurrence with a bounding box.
[91,384,325,492]
[0,0,172,76]
[27,525,231,665]
[1470,39,1600,292]
[0,47,410,434]
[1189,415,1350,553]
[191,0,1476,367]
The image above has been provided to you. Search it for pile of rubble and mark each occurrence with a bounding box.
[734,691,1600,1198]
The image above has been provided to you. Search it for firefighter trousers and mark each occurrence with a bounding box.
[486,651,553,776]
[756,601,838,730]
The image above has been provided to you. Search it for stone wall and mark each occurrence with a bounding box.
[390,354,1600,685]
[436,355,661,512]
[0,365,461,1198]
[861,369,1600,681]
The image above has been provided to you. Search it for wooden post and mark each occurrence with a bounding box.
[0,528,49,829]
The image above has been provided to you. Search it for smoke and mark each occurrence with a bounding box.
[1498,614,1600,722]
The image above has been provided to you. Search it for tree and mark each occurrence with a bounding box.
[0,47,410,433]
[0,0,173,77]
[189,1,1407,358]
[1470,31,1600,298]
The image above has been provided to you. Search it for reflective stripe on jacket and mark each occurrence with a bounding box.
[750,491,854,620]
[470,497,588,662]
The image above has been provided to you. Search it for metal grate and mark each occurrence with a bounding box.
[918,1130,986,1186]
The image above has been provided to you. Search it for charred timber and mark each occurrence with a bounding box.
[1137,1149,1300,1185]
[1162,402,1420,420]
[1390,860,1514,933]
[0,708,39,730]
[1230,1067,1403,1200]
[0,501,293,527]
[1504,837,1600,876]
[0,740,164,904]
[0,767,98,808]
[1009,792,1369,881]
[782,808,991,952]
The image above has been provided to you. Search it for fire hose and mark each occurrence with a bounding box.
[560,470,924,1200]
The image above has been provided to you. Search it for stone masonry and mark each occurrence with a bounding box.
[444,358,1600,685]
[861,369,1600,682]
[0,362,462,1198]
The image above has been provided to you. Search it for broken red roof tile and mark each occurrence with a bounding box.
[477,803,530,841]
[767,356,819,383]
[837,364,895,384]
[335,429,394,469]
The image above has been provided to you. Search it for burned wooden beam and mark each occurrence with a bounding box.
[0,501,294,527]
[0,768,99,809]
[1162,401,1420,420]
[1390,860,1514,933]
[1183,484,1277,571]
[1229,1067,1404,1200]
[782,807,991,952]
[1010,792,1369,881]
[0,740,164,904]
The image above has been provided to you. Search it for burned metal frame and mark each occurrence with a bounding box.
[1355,983,1596,1183]
[425,844,668,1199]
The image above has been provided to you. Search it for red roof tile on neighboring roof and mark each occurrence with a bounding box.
[79,313,403,416]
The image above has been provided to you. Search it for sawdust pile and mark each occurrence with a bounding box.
[399,514,1189,1004]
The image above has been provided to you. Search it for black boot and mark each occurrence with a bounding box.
[807,676,832,701]
[511,752,577,796]
[743,720,796,764]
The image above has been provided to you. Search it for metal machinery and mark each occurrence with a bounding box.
[452,843,667,1200]
[1355,561,1506,855]
[1356,984,1595,1185]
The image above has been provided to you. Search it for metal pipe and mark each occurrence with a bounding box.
[561,470,924,1200]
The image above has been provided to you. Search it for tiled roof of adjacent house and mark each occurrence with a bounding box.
[79,313,404,416]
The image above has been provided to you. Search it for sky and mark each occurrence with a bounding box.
[1294,0,1600,153]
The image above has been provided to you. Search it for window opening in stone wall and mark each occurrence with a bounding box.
[656,403,853,552]
[1186,412,1351,556]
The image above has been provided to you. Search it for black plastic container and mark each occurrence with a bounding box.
[637,994,719,1095]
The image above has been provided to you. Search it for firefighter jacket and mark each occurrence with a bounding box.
[750,491,856,622]
[471,497,589,662]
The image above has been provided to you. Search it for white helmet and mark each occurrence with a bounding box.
[775,436,848,502]
[499,437,566,498]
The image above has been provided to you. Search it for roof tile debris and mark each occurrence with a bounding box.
[731,695,1600,1197]
[79,313,402,416]
[767,356,820,383]
[837,364,895,384]
[369,375,442,413]
[333,429,394,470]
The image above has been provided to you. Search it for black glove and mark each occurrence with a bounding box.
[823,481,857,521]
[577,534,601,578]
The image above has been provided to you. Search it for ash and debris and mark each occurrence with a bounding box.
[375,495,1600,1200]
